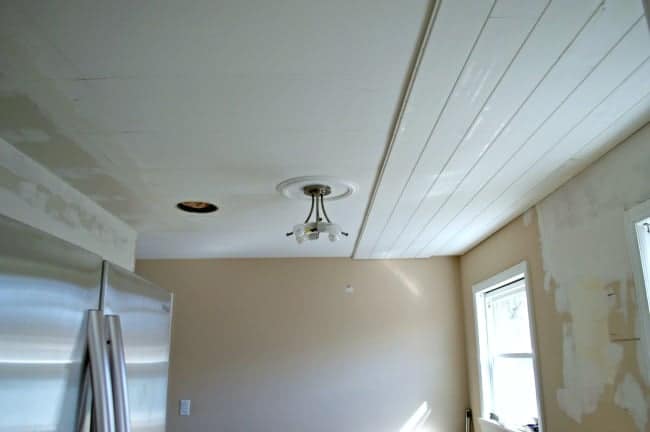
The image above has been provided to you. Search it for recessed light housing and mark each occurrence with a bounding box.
[176,201,218,214]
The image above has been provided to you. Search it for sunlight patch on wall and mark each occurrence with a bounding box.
[399,401,431,432]
[384,261,422,297]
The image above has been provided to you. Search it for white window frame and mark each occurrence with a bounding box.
[624,198,650,372]
[472,261,545,432]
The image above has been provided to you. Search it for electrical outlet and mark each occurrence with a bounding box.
[179,399,191,416]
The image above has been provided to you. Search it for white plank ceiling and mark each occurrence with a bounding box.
[355,0,650,258]
[0,0,648,259]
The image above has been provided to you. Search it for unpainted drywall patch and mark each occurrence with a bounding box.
[552,279,624,422]
[614,373,647,431]
[0,138,136,269]
[543,272,553,292]
[538,202,635,424]
[535,123,650,430]
[637,310,650,386]
[0,92,155,233]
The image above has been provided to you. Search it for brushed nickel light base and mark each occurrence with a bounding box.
[303,184,332,197]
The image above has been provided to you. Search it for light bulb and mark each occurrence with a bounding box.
[286,202,347,243]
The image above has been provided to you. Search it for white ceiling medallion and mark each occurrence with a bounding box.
[276,176,358,201]
[277,177,357,244]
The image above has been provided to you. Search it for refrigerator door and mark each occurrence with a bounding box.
[0,215,104,432]
[102,262,173,432]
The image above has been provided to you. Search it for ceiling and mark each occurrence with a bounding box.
[0,0,648,259]
[355,0,650,258]
[0,0,429,258]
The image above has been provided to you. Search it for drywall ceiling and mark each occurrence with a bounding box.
[355,0,650,258]
[0,0,430,258]
[0,0,648,259]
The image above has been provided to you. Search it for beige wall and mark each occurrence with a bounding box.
[460,210,564,432]
[460,123,650,432]
[136,257,467,432]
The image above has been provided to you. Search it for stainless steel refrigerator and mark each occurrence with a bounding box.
[0,214,173,432]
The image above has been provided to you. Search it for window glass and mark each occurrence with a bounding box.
[492,356,537,426]
[485,283,532,354]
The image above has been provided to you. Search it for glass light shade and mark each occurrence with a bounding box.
[293,224,306,244]
[286,189,347,243]
[324,223,342,242]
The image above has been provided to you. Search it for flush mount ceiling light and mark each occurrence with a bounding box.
[277,176,357,244]
[176,201,218,214]
[285,184,349,243]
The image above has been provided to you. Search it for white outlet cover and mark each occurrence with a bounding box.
[179,399,191,416]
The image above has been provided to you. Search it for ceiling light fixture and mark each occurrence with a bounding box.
[286,184,349,243]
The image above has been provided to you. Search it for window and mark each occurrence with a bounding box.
[635,218,650,309]
[626,200,650,312]
[473,262,542,432]
[625,199,650,369]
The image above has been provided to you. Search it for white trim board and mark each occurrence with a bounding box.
[472,261,546,432]
[624,198,650,384]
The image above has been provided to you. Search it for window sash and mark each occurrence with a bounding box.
[489,356,538,427]
[478,277,537,427]
[484,279,531,356]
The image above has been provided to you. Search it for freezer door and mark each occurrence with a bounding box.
[0,215,103,432]
[102,262,172,432]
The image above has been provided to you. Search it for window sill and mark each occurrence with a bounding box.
[478,418,533,432]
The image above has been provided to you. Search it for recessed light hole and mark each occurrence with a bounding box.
[176,201,218,214]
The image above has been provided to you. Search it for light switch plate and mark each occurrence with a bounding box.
[179,399,191,416]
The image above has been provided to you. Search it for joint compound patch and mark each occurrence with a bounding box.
[535,121,650,431]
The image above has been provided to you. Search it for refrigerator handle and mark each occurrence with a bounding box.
[106,315,131,432]
[88,310,116,432]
